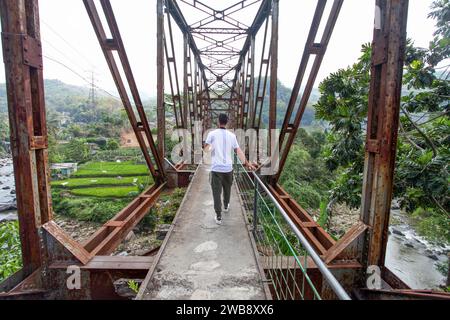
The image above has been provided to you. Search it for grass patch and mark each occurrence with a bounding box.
[73,161,149,177]
[52,176,151,189]
[317,201,328,228]
[51,160,155,223]
[52,196,132,223]
[155,188,186,224]
[70,186,140,198]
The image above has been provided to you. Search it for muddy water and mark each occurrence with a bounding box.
[385,209,449,289]
[0,158,17,221]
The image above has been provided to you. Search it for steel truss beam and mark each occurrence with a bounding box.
[83,0,166,182]
[0,0,53,276]
[157,0,166,158]
[83,184,165,256]
[252,17,271,130]
[231,0,272,128]
[274,0,344,182]
[359,0,409,270]
[172,0,271,125]
[164,10,185,130]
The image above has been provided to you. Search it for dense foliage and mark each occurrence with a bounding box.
[314,0,449,243]
[0,222,22,283]
[256,78,319,127]
[280,128,332,213]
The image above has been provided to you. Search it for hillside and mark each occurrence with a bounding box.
[257,78,320,127]
[0,78,320,127]
[0,79,123,114]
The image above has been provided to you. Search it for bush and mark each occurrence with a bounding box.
[157,188,186,224]
[283,180,322,210]
[61,139,91,163]
[0,222,22,283]
[412,207,450,244]
[53,196,130,223]
[106,139,120,151]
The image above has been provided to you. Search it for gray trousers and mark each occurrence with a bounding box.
[210,171,233,219]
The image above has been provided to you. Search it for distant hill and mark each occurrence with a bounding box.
[0,78,321,126]
[0,79,125,114]
[257,78,320,127]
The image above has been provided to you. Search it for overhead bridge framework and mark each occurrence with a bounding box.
[1,0,447,300]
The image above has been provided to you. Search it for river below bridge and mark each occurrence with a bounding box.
[0,157,448,290]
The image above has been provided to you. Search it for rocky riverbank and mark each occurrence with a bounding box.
[0,158,17,223]
[328,202,449,290]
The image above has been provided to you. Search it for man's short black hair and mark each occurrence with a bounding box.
[218,113,228,126]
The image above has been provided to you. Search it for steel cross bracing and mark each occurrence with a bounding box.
[165,0,273,131]
[83,0,166,183]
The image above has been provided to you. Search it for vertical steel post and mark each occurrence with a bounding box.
[248,35,256,129]
[269,0,279,134]
[253,174,259,234]
[193,58,198,121]
[0,0,52,274]
[359,0,409,270]
[182,33,190,162]
[157,0,165,158]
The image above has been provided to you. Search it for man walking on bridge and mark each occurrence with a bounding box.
[204,114,256,225]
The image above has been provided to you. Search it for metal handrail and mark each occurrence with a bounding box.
[234,155,351,300]
[252,173,351,300]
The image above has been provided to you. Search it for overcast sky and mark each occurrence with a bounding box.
[0,0,437,98]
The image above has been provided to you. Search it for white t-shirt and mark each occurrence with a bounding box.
[205,129,240,173]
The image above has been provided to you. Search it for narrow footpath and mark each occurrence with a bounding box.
[141,165,267,300]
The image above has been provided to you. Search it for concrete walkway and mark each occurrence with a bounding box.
[141,165,267,300]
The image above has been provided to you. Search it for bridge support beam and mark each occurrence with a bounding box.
[359,0,409,273]
[0,0,52,276]
[269,0,279,140]
[157,0,165,159]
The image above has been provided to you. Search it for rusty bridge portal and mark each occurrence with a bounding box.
[0,0,447,300]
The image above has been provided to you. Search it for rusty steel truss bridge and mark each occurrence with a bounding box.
[0,0,449,300]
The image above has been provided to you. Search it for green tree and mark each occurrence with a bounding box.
[314,1,449,242]
[106,139,120,151]
[63,139,91,163]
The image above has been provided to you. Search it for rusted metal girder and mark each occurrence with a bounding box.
[175,0,270,126]
[164,10,185,130]
[274,0,344,182]
[240,52,250,128]
[83,184,165,256]
[268,184,336,256]
[157,0,166,158]
[166,0,210,90]
[268,0,279,136]
[83,0,165,183]
[354,289,450,300]
[0,0,52,275]
[231,0,272,127]
[359,0,409,270]
[252,17,271,130]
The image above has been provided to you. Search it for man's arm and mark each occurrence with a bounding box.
[235,147,257,171]
[203,143,211,152]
